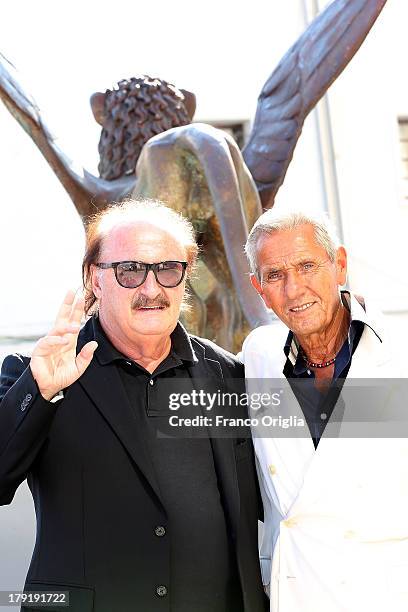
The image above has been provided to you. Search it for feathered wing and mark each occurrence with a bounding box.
[242,0,387,210]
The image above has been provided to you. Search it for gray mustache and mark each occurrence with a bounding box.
[132,294,170,309]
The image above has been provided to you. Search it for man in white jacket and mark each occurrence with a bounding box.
[240,209,407,612]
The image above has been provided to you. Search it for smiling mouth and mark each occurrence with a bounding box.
[289,302,315,313]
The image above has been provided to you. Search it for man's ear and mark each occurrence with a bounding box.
[91,265,102,299]
[250,273,263,296]
[335,246,348,286]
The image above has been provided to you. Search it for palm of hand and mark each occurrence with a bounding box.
[30,291,98,401]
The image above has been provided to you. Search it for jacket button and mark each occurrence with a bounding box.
[149,379,154,386]
[156,585,167,597]
[155,526,166,537]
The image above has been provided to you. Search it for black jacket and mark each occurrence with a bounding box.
[0,319,266,612]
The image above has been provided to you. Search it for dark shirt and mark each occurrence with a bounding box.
[93,317,243,612]
[283,293,366,447]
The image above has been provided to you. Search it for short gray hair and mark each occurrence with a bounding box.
[245,209,340,278]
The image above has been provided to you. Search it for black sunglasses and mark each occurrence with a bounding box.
[95,260,188,288]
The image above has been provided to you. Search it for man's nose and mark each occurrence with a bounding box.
[284,269,303,300]
[139,269,162,297]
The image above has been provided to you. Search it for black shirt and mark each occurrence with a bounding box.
[93,318,243,612]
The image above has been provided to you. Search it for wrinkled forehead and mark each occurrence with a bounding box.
[99,220,187,261]
[256,225,329,269]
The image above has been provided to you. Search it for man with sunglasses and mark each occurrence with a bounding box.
[0,199,266,612]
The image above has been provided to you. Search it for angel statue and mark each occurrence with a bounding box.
[0,0,386,351]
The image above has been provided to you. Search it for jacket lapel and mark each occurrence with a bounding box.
[77,321,164,508]
[290,309,393,512]
[190,340,241,535]
[244,325,315,516]
[347,326,392,377]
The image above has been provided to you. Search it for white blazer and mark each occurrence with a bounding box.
[241,295,408,612]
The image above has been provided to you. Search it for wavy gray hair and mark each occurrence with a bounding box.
[245,209,340,279]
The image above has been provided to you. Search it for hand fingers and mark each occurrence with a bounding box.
[68,293,86,326]
[51,290,85,336]
[33,335,70,356]
[75,341,98,377]
[48,320,81,339]
[59,322,81,335]
[54,290,77,327]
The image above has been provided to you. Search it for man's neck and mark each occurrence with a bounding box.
[296,301,350,364]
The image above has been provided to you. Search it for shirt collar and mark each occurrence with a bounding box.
[283,290,382,367]
[344,291,382,343]
[92,316,198,367]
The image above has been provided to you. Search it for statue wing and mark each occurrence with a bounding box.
[242,0,387,209]
[0,53,134,218]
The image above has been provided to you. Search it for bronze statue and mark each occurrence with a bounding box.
[0,0,386,350]
[91,76,195,181]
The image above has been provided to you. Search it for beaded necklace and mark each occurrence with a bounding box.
[301,351,336,369]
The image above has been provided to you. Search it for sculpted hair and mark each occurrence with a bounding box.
[82,198,199,315]
[98,76,190,180]
[245,209,340,278]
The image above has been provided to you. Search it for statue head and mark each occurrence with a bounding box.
[91,76,196,181]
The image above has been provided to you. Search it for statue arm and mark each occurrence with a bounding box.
[0,53,135,219]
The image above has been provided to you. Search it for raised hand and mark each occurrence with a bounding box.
[30,290,98,401]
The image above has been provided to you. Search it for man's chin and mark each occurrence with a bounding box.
[131,313,173,335]
[288,317,322,337]
[131,324,170,337]
[130,306,179,337]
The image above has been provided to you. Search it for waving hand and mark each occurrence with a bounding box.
[30,291,98,401]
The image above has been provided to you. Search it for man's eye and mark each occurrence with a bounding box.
[301,262,315,272]
[267,271,283,282]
